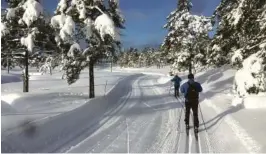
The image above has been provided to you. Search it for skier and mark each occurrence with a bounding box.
[171,74,182,97]
[180,74,202,133]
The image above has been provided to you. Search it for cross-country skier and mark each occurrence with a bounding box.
[180,74,203,133]
[171,74,182,97]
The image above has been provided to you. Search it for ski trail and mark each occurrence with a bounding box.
[126,118,129,154]
[152,80,180,153]
[198,133,202,153]
[198,104,213,153]
[205,99,261,153]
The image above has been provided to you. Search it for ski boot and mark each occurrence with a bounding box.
[194,126,198,134]
[186,124,189,136]
[194,126,199,140]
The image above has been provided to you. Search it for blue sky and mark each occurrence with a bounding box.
[1,0,221,48]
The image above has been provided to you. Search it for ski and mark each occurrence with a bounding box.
[186,125,189,136]
[194,127,199,141]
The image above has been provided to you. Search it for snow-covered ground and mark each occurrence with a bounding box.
[1,67,131,137]
[1,65,266,152]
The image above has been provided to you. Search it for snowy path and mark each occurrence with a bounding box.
[1,70,264,152]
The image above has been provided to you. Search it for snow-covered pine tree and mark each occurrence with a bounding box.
[1,10,12,72]
[210,0,265,99]
[231,0,265,98]
[162,0,212,74]
[162,0,191,64]
[51,0,124,98]
[209,0,245,66]
[1,0,53,92]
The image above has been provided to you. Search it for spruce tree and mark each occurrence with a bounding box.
[51,0,124,98]
[163,0,212,74]
[211,0,266,97]
[1,0,53,92]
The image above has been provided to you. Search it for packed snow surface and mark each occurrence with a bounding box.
[2,65,266,153]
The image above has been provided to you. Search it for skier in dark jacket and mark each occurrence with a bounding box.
[180,74,202,133]
[171,74,182,97]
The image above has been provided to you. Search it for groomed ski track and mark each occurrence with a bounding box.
[1,73,259,153]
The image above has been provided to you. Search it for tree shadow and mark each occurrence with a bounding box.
[1,74,22,84]
[200,76,234,100]
[1,74,142,153]
[206,71,223,84]
[120,101,182,117]
[198,104,243,133]
[196,66,230,85]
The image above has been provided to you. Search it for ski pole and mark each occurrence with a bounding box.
[199,103,208,133]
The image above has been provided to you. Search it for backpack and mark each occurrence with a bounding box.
[186,82,199,100]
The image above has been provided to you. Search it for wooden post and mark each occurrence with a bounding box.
[23,49,29,92]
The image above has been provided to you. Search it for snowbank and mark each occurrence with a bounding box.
[141,72,165,76]
[1,101,17,114]
[244,95,266,109]
[102,65,172,76]
[1,93,21,105]
[157,76,172,84]
[232,94,266,109]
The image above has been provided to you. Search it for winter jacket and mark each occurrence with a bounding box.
[180,80,203,100]
[171,76,182,87]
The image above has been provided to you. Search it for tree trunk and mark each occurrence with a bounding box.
[189,61,192,74]
[110,56,113,72]
[49,66,52,75]
[89,60,95,98]
[7,54,10,74]
[23,50,29,92]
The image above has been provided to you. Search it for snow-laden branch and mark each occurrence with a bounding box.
[87,6,105,15]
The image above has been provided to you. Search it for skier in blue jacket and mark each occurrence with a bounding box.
[171,74,182,97]
[180,73,203,133]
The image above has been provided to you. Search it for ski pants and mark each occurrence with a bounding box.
[184,99,199,128]
[174,86,179,97]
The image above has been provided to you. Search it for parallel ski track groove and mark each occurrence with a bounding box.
[83,76,146,153]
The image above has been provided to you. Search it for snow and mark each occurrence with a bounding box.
[260,8,266,29]
[243,94,266,109]
[60,16,75,42]
[21,0,43,27]
[1,73,22,84]
[1,68,129,137]
[67,43,81,57]
[84,18,93,39]
[1,94,21,105]
[51,14,66,28]
[157,76,172,84]
[212,44,221,51]
[234,51,266,97]
[231,0,245,25]
[21,33,34,52]
[231,49,243,64]
[70,0,86,19]
[1,101,18,114]
[6,8,16,19]
[1,22,9,37]
[204,98,261,152]
[2,65,266,152]
[110,0,119,4]
[173,12,212,38]
[51,14,75,43]
[94,13,118,41]
[55,0,67,14]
